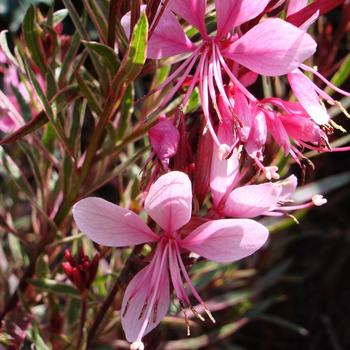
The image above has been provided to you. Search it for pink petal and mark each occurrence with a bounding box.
[265,111,291,155]
[222,18,317,76]
[245,109,267,160]
[148,8,197,59]
[210,147,240,206]
[121,7,195,59]
[121,258,170,342]
[144,171,192,232]
[288,69,329,124]
[215,0,270,39]
[72,197,158,247]
[222,183,281,218]
[181,219,268,263]
[287,0,308,16]
[278,175,298,202]
[149,117,180,161]
[169,0,207,38]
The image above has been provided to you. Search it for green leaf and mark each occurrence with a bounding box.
[52,9,69,26]
[22,6,47,74]
[22,57,74,158]
[0,30,18,66]
[29,278,80,298]
[29,322,52,350]
[117,84,134,141]
[118,11,148,83]
[82,41,120,76]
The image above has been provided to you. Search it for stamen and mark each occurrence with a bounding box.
[329,119,346,133]
[174,243,216,324]
[286,214,299,224]
[179,300,191,335]
[336,101,350,119]
[204,306,216,324]
[300,64,350,98]
[190,306,205,322]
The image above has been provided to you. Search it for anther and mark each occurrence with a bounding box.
[190,306,205,322]
[204,306,216,324]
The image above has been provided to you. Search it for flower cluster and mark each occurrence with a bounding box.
[69,1,349,349]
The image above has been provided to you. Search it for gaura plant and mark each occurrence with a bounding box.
[0,0,350,349]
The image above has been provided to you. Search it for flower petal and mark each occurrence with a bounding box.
[121,257,170,342]
[121,7,195,59]
[215,0,270,39]
[288,69,330,124]
[144,171,192,232]
[148,8,197,59]
[210,147,240,206]
[169,0,207,38]
[287,0,308,16]
[222,183,281,218]
[73,197,158,247]
[181,219,268,263]
[222,18,317,76]
[278,175,298,202]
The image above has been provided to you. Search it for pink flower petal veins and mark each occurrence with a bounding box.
[144,171,192,232]
[215,0,270,39]
[222,183,282,218]
[222,18,317,76]
[73,197,158,247]
[181,219,269,263]
[121,247,170,342]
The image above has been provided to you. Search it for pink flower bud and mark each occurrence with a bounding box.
[149,117,179,166]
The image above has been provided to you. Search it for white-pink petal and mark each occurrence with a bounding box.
[287,0,308,16]
[222,183,281,218]
[181,219,268,263]
[215,0,270,39]
[222,18,317,76]
[121,259,170,342]
[288,69,330,124]
[144,171,192,232]
[72,197,158,247]
[210,147,240,206]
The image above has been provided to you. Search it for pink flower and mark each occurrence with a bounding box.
[73,171,268,348]
[122,0,316,158]
[210,155,327,219]
[148,116,179,168]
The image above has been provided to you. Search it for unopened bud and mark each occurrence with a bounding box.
[149,117,179,163]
